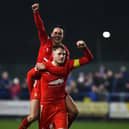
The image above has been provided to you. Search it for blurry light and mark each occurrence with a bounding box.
[102,31,111,38]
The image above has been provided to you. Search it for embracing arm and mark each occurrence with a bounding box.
[35,60,69,76]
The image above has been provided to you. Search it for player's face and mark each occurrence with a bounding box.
[53,48,66,65]
[51,27,64,44]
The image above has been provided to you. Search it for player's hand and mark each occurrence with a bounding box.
[35,63,45,70]
[32,3,39,13]
[76,40,87,48]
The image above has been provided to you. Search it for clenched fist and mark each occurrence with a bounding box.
[32,3,39,12]
[76,40,87,48]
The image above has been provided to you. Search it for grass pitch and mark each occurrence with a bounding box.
[0,119,129,129]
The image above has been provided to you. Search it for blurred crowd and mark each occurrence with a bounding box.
[66,65,129,101]
[0,65,29,100]
[0,65,129,101]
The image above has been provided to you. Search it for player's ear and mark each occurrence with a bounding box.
[52,51,55,57]
[51,32,53,38]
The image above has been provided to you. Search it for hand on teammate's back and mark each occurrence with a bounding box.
[35,63,46,70]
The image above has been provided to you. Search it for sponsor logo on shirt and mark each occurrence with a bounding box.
[46,48,49,52]
[48,79,64,86]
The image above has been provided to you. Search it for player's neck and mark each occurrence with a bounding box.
[52,61,59,66]
[53,42,63,46]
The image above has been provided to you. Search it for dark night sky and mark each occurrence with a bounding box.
[0,0,129,64]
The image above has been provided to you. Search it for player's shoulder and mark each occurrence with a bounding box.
[62,43,67,48]
[61,43,69,51]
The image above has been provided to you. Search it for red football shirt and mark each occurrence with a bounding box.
[40,47,93,103]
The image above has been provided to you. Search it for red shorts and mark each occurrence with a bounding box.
[30,79,41,100]
[39,100,68,129]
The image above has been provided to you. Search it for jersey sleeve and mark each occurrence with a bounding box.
[68,47,94,70]
[34,11,48,44]
[36,45,44,63]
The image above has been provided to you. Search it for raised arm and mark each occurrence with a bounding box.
[69,40,94,70]
[32,3,48,44]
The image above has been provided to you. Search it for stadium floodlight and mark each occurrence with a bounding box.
[96,31,111,62]
[102,31,111,38]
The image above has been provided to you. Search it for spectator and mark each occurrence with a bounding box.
[120,66,129,92]
[19,78,29,100]
[105,69,114,92]
[77,72,86,92]
[0,71,11,89]
[112,72,125,92]
[84,72,94,92]
[9,77,21,100]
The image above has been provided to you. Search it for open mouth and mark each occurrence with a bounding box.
[55,37,60,40]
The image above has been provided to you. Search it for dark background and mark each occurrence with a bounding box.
[0,0,129,64]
